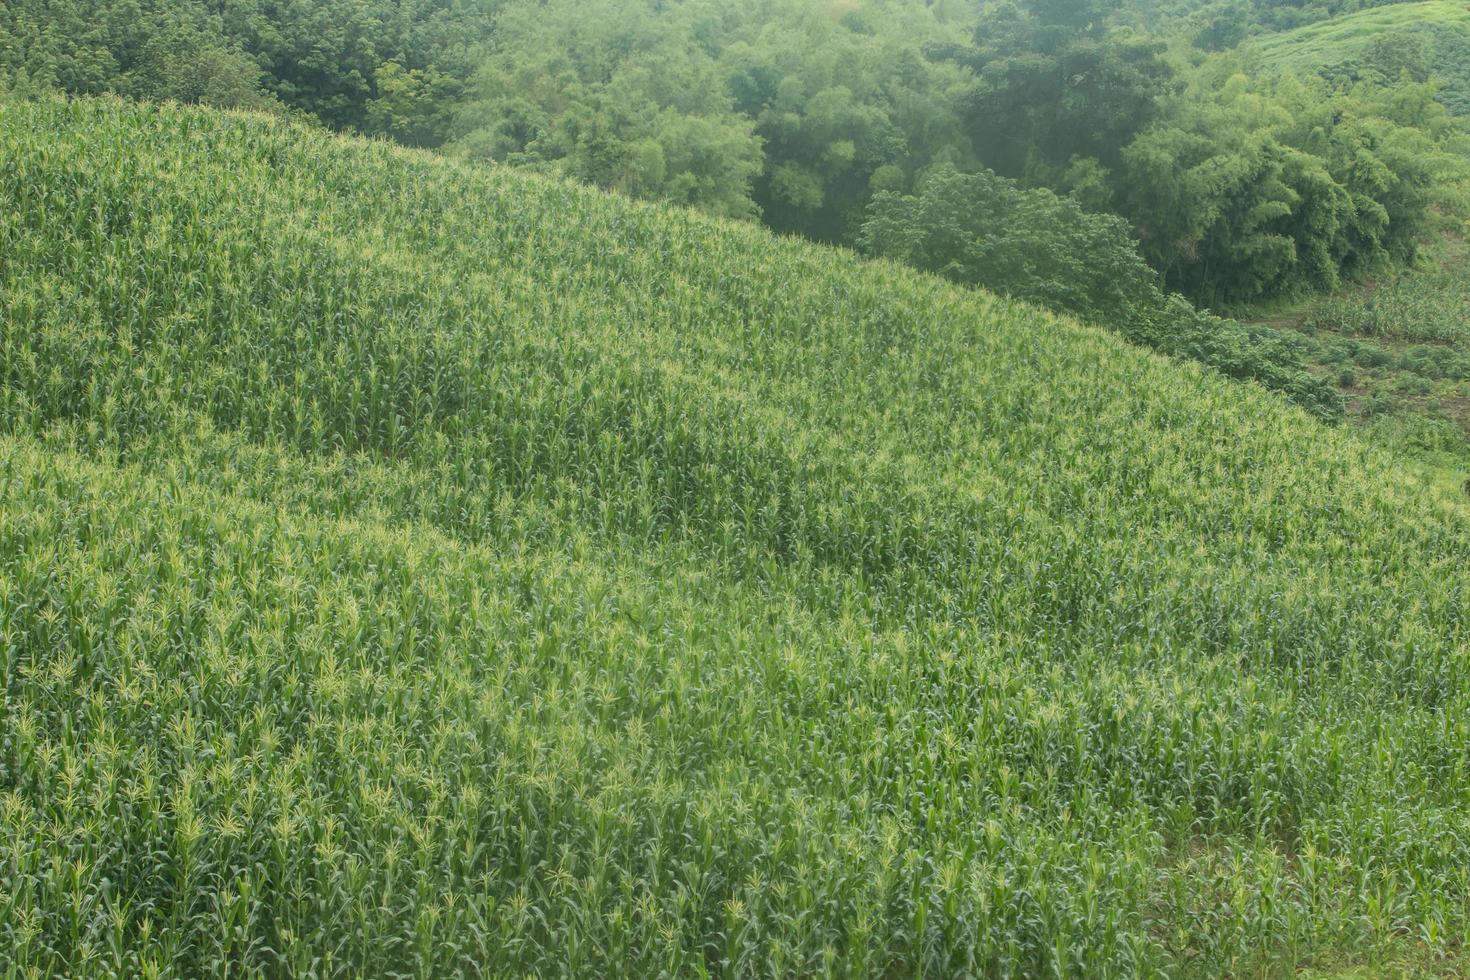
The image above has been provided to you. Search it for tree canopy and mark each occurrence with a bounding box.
[4,0,1465,310]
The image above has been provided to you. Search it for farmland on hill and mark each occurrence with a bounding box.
[1218,0,1470,478]
[1245,236,1470,484]
[1243,0,1470,114]
[4,97,1470,976]
[1245,0,1470,65]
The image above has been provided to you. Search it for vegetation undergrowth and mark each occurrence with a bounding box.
[1245,235,1470,478]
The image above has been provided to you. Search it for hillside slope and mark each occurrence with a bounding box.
[1244,0,1470,114]
[4,97,1470,976]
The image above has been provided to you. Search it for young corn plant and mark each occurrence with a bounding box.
[2,96,1470,977]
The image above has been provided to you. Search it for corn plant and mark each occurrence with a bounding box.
[3,96,1470,977]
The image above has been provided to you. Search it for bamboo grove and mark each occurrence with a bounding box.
[3,98,1470,976]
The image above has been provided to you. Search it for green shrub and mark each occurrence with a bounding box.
[861,165,1344,419]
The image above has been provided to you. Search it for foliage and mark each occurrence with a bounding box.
[450,0,973,237]
[449,0,765,219]
[942,0,1465,307]
[1249,0,1410,31]
[218,0,498,140]
[449,0,1467,313]
[1242,0,1470,117]
[717,1,974,241]
[0,0,221,97]
[363,60,465,148]
[6,97,1470,976]
[1241,235,1470,476]
[1303,265,1470,345]
[1119,66,1468,304]
[860,165,1343,417]
[1190,1,1252,51]
[2,0,1460,317]
[0,0,498,139]
[127,25,279,112]
[959,0,1179,184]
[861,165,1161,323]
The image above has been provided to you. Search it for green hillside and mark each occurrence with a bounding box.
[5,97,1470,976]
[1231,0,1470,478]
[1244,1,1470,114]
[1246,0,1470,64]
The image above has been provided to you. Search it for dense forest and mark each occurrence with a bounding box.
[2,0,1467,417]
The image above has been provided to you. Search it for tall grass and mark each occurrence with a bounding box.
[1304,267,1470,345]
[4,97,1470,976]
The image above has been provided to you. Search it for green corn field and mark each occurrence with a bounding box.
[4,96,1470,977]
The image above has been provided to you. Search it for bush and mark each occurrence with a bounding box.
[128,27,278,111]
[861,165,1344,419]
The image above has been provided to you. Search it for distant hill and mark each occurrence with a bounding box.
[5,97,1470,976]
[1244,0,1470,114]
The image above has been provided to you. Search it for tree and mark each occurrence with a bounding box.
[958,0,1177,185]
[859,164,1343,419]
[365,60,462,147]
[129,26,278,111]
[450,0,764,219]
[1118,67,1466,304]
[1191,1,1250,51]
[721,1,972,241]
[0,0,499,139]
[860,164,1160,323]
